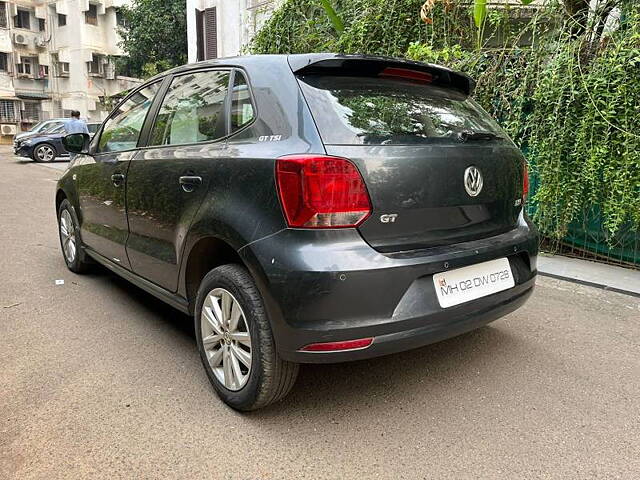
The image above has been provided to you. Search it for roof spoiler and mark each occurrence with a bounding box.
[288,53,475,97]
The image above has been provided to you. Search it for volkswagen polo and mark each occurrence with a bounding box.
[56,54,538,410]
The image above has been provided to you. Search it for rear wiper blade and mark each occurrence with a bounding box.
[457,130,502,142]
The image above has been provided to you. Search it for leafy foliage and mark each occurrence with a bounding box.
[252,0,640,249]
[117,0,187,78]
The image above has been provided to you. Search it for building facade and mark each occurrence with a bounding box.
[186,0,282,62]
[0,0,141,140]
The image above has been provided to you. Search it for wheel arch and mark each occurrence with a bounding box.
[182,236,248,312]
[55,188,68,213]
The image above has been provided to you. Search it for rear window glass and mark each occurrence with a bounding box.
[298,75,504,145]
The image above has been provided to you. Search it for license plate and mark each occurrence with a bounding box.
[433,257,514,308]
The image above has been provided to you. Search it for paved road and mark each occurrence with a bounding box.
[1,152,639,479]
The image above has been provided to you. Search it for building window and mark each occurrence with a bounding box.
[0,100,16,122]
[0,52,7,72]
[85,4,98,26]
[115,8,126,28]
[58,14,66,27]
[40,64,49,77]
[38,18,45,32]
[16,58,33,76]
[0,2,8,29]
[53,55,69,77]
[14,9,30,30]
[22,101,41,122]
[195,8,217,61]
[87,55,102,76]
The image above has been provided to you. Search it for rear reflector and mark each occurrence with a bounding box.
[276,155,371,228]
[380,67,433,83]
[523,163,529,200]
[299,337,374,352]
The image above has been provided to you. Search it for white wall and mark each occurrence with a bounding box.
[186,0,282,62]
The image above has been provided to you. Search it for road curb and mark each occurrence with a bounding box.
[538,271,640,299]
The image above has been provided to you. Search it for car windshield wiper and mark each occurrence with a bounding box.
[457,130,502,142]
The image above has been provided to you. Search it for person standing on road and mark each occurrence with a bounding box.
[64,111,90,135]
[64,111,89,160]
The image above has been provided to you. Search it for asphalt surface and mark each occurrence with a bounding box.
[1,150,639,479]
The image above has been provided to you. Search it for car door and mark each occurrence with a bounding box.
[75,81,163,268]
[125,68,233,292]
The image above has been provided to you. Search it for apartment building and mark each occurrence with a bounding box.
[0,0,141,141]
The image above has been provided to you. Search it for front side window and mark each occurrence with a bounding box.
[98,82,160,153]
[230,71,254,133]
[149,70,229,146]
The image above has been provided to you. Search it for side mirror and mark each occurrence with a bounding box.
[63,133,90,154]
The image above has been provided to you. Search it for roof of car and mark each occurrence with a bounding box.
[149,53,475,95]
[146,53,475,96]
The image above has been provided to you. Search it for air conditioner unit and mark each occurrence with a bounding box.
[35,37,47,48]
[1,124,17,135]
[13,33,28,46]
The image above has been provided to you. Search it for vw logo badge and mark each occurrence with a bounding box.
[464,166,483,197]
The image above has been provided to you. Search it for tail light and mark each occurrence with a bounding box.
[523,162,529,200]
[276,155,372,228]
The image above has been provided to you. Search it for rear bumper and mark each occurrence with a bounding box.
[240,213,538,364]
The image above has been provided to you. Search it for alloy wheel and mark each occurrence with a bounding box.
[36,145,55,162]
[201,288,252,391]
[59,209,76,263]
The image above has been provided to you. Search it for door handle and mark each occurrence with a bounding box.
[179,175,202,193]
[111,173,125,187]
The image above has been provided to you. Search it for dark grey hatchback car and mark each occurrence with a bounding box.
[56,54,538,410]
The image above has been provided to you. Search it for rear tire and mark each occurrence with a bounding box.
[195,264,299,411]
[58,199,91,273]
[32,143,57,162]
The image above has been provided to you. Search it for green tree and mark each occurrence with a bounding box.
[117,0,187,78]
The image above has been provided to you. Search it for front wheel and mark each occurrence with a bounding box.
[195,264,299,411]
[33,143,56,162]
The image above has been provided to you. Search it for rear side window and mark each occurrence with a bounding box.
[98,82,161,153]
[148,70,229,146]
[230,71,254,133]
[298,75,503,145]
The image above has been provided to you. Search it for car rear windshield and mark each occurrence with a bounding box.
[298,75,504,145]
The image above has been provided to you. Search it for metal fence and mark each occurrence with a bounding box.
[527,176,640,270]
